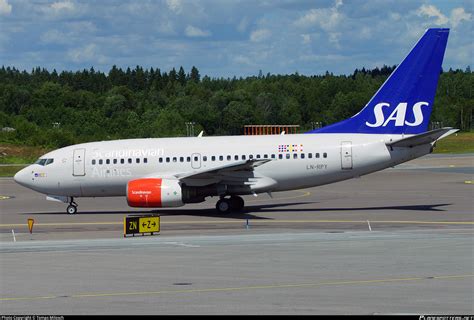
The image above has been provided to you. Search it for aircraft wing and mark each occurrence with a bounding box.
[168,158,275,189]
[141,159,273,188]
[174,159,271,181]
[387,128,458,148]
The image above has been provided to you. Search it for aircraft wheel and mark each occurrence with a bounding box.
[67,205,77,215]
[230,196,244,212]
[216,198,231,214]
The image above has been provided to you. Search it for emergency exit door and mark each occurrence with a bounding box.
[340,141,353,170]
[73,148,86,176]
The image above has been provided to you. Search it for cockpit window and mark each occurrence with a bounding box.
[35,158,47,166]
[34,158,54,166]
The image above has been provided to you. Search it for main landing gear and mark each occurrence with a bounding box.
[67,198,78,214]
[216,195,245,214]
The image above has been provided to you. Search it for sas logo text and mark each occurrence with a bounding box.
[365,102,429,128]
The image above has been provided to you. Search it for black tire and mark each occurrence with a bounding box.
[67,205,77,214]
[230,196,244,212]
[216,198,231,214]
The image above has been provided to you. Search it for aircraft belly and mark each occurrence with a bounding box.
[80,178,127,197]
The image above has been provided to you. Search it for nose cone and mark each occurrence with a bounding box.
[14,167,31,188]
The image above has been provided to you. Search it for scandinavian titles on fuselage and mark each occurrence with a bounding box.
[91,148,164,159]
[91,167,132,178]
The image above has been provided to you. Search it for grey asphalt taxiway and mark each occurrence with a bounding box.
[0,154,473,314]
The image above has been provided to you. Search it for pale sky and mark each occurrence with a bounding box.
[0,0,472,77]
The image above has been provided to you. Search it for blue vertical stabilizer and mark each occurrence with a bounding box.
[308,28,449,134]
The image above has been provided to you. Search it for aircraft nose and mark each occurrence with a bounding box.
[14,166,31,187]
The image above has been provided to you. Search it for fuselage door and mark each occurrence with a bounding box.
[73,148,86,176]
[191,153,201,169]
[341,141,353,170]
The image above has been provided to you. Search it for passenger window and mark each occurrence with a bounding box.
[144,158,148,164]
[271,154,276,159]
[99,159,103,165]
[219,155,223,161]
[211,156,216,161]
[203,156,207,161]
[128,158,132,164]
[242,155,246,160]
[113,159,117,164]
[159,158,163,163]
[316,153,320,158]
[264,154,268,158]
[106,159,110,164]
[194,156,198,161]
[293,153,298,159]
[172,157,177,162]
[286,154,290,159]
[256,154,260,159]
[308,153,312,159]
[301,153,305,159]
[121,158,125,164]
[227,155,231,161]
[92,159,96,165]
[166,157,170,163]
[234,155,238,160]
[323,152,327,158]
[136,158,140,164]
[278,154,283,159]
[180,157,184,162]
[187,157,191,162]
[249,155,253,159]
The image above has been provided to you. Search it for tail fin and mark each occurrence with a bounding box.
[308,28,449,134]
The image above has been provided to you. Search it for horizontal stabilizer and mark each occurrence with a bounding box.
[387,128,458,148]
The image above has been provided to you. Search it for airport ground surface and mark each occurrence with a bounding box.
[0,154,473,314]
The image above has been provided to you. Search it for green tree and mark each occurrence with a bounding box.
[149,108,185,137]
[178,66,186,86]
[190,66,200,82]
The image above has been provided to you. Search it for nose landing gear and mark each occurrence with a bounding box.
[67,198,78,214]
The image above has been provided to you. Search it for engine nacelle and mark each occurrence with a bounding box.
[127,178,184,208]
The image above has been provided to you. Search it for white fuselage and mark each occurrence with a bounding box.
[14,133,431,199]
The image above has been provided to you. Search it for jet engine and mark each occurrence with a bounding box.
[127,178,183,207]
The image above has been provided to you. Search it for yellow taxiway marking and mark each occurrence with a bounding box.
[0,222,123,227]
[1,219,474,228]
[465,180,472,184]
[1,274,472,301]
[159,220,474,225]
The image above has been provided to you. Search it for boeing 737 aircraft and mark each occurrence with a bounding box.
[14,28,457,214]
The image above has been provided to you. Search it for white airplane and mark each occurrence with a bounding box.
[14,28,457,215]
